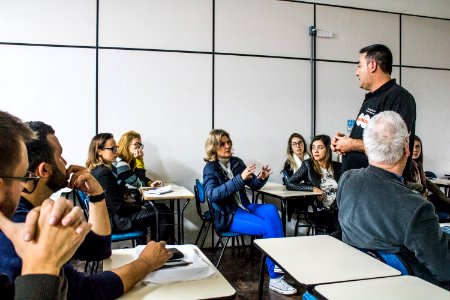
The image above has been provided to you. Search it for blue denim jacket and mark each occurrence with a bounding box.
[203,156,266,232]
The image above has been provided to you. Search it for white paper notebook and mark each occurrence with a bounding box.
[143,185,173,196]
[133,244,217,284]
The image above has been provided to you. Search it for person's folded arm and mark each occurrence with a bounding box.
[286,164,314,192]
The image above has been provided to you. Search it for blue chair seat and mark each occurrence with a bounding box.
[376,251,410,275]
[219,231,241,238]
[358,247,411,275]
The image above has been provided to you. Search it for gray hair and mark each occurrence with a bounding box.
[363,111,408,165]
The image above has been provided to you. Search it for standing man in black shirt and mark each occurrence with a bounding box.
[331,44,416,180]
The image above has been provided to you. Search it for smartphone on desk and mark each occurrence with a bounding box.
[160,259,192,269]
[167,247,184,260]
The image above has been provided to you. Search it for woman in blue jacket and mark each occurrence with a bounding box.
[286,135,342,233]
[202,129,296,295]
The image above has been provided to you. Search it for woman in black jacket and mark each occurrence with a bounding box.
[86,133,159,243]
[286,135,342,233]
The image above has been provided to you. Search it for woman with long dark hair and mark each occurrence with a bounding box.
[410,135,450,212]
[283,133,310,178]
[286,135,342,233]
[86,133,160,243]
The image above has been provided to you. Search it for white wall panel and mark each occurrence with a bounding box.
[215,55,311,182]
[316,62,400,138]
[303,0,450,19]
[0,45,96,166]
[98,50,212,188]
[99,0,212,51]
[401,68,450,177]
[316,6,400,64]
[0,0,96,45]
[402,16,450,69]
[216,0,313,57]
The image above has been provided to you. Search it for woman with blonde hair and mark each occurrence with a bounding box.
[113,130,173,242]
[115,130,162,188]
[283,133,310,179]
[202,129,296,295]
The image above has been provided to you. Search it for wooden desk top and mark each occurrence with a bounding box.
[256,181,322,198]
[141,183,194,200]
[103,246,235,299]
[430,178,450,187]
[254,236,400,287]
[314,275,450,300]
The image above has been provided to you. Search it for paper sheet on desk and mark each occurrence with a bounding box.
[134,244,216,284]
[143,185,173,196]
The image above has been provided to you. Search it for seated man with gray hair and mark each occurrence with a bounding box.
[337,111,450,289]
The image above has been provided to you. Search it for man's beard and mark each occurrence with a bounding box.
[0,187,19,218]
[47,167,68,192]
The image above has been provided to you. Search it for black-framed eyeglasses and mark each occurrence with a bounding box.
[131,142,144,149]
[0,171,40,184]
[292,142,304,147]
[101,146,119,153]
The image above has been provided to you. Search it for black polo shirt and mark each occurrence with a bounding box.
[343,79,416,173]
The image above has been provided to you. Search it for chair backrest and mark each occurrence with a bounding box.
[194,179,207,220]
[281,169,290,185]
[195,179,206,203]
[425,171,437,179]
[74,190,90,220]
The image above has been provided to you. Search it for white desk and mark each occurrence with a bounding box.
[141,183,194,243]
[429,178,450,196]
[254,236,400,299]
[314,275,450,300]
[430,178,450,187]
[251,182,322,235]
[103,246,236,299]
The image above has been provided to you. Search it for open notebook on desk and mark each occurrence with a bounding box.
[142,185,173,196]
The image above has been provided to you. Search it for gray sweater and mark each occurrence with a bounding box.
[337,165,450,289]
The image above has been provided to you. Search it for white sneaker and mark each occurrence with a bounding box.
[274,265,284,274]
[269,276,297,295]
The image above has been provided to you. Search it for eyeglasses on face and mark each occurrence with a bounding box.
[131,142,144,149]
[0,171,40,184]
[101,145,119,153]
[292,142,303,147]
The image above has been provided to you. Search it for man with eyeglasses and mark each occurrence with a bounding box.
[0,111,91,299]
[0,121,172,299]
[331,44,416,181]
[337,111,450,289]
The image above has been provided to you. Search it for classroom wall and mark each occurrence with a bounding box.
[1,0,449,242]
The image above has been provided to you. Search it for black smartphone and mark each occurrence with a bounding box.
[160,260,192,269]
[167,247,184,260]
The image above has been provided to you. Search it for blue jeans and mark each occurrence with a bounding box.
[229,203,283,278]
